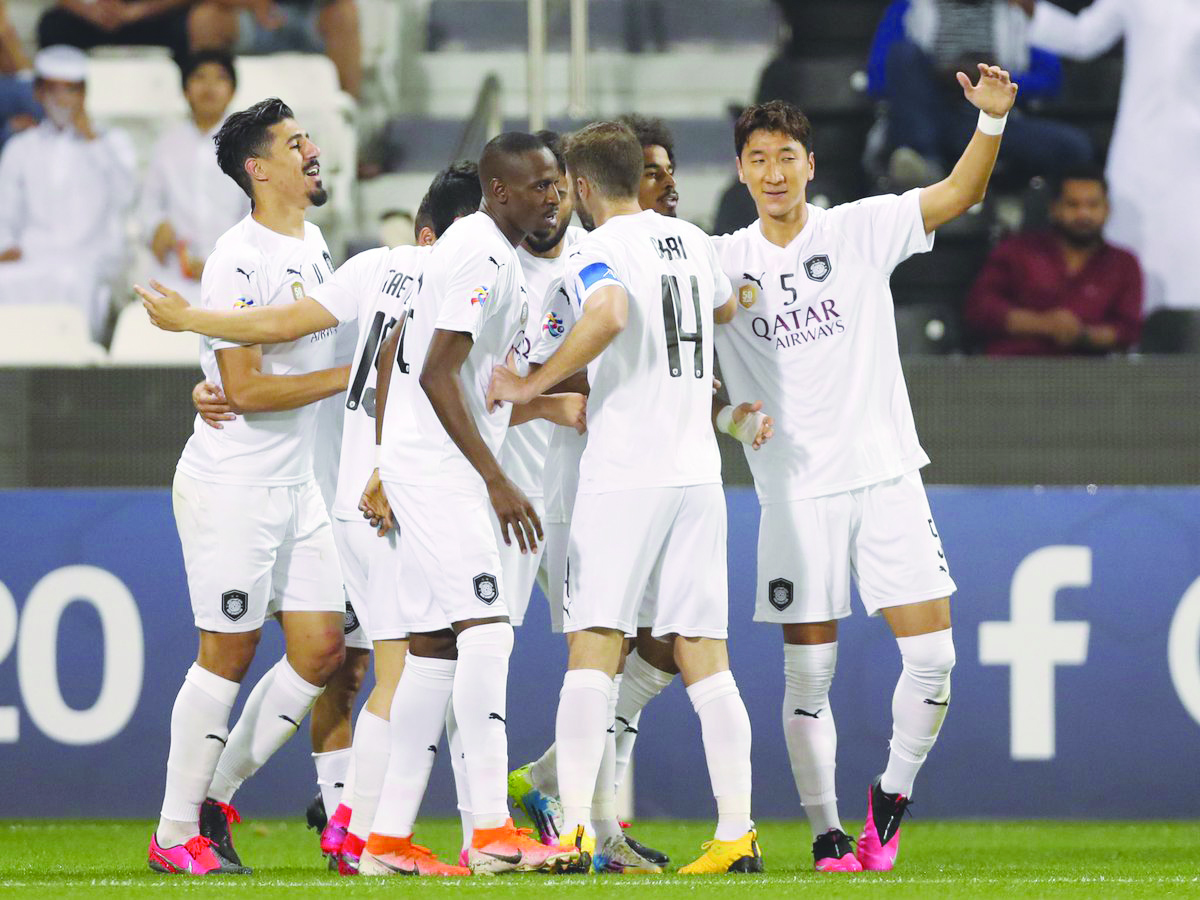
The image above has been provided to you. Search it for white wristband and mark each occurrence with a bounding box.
[977,110,1008,136]
[715,405,735,435]
[717,405,767,446]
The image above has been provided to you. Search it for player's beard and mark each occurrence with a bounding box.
[308,184,329,207]
[525,216,570,253]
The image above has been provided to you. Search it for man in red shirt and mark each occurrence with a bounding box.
[965,166,1143,355]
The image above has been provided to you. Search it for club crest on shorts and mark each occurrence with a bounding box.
[804,254,832,282]
[768,578,794,611]
[343,600,360,635]
[221,589,248,621]
[473,573,499,604]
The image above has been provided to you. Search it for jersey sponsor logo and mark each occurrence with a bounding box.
[221,589,248,621]
[804,254,832,282]
[473,573,499,604]
[233,297,255,308]
[768,578,794,611]
[750,299,844,349]
[542,310,565,338]
[343,600,360,635]
[471,286,490,306]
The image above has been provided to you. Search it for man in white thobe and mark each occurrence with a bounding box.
[139,50,248,305]
[1022,0,1200,312]
[0,45,136,340]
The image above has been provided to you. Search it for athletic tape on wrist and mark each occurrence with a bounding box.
[977,110,1008,136]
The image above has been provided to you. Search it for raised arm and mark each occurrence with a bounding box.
[486,283,627,410]
[216,345,349,413]
[137,280,338,344]
[919,64,1019,233]
[1024,0,1126,61]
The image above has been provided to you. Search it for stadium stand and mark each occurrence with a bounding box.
[0,304,106,364]
[108,301,202,365]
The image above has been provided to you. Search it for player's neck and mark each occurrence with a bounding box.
[590,198,644,228]
[758,199,810,248]
[251,197,307,240]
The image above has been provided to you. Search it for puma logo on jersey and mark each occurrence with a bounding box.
[286,267,302,276]
[742,272,765,290]
[235,267,254,281]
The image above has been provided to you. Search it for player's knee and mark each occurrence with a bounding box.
[783,641,838,698]
[197,629,260,682]
[410,629,458,660]
[899,630,956,690]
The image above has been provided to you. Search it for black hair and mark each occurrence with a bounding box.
[1051,164,1108,199]
[423,160,483,237]
[615,114,675,167]
[180,49,237,91]
[478,131,553,190]
[734,100,814,157]
[536,129,566,174]
[214,98,295,199]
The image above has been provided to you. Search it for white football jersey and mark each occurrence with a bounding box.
[564,210,731,494]
[312,301,361,509]
[504,226,585,498]
[379,212,529,489]
[177,215,338,486]
[713,188,933,503]
[529,270,585,522]
[311,244,429,520]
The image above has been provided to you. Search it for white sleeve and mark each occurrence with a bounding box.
[528,277,575,365]
[828,188,934,273]
[0,138,26,250]
[433,242,507,339]
[564,245,624,312]
[309,247,384,324]
[201,246,267,351]
[704,234,734,308]
[1028,0,1126,60]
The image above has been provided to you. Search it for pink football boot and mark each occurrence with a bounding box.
[855,778,912,871]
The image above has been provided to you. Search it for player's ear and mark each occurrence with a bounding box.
[489,177,508,206]
[245,156,267,185]
[417,226,436,246]
[735,155,746,185]
[807,152,816,183]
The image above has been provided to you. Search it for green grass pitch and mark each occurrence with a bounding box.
[2,819,1198,897]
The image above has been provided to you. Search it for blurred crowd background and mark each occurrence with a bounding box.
[0,0,1196,365]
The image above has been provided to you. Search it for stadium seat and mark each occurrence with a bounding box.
[85,50,190,167]
[108,302,201,365]
[894,302,962,356]
[0,305,107,365]
[1139,309,1200,354]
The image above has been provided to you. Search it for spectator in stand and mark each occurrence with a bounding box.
[37,0,198,61]
[190,0,361,98]
[869,0,1091,187]
[965,165,1142,356]
[1019,0,1200,312]
[139,50,248,303]
[0,45,136,341]
[0,0,38,150]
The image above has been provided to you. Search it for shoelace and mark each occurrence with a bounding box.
[214,801,242,825]
[183,835,216,860]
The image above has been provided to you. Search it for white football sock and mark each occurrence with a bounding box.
[453,623,515,830]
[370,654,455,838]
[157,663,240,847]
[529,743,557,797]
[613,650,675,792]
[882,629,955,797]
[346,709,390,840]
[208,657,323,805]
[687,670,753,842]
[555,668,613,836]
[783,642,841,838]
[592,675,623,847]
[313,748,351,814]
[445,703,473,852]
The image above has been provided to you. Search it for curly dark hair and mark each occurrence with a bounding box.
[615,113,675,167]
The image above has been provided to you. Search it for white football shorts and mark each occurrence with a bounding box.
[565,484,728,640]
[332,516,407,645]
[492,494,547,628]
[541,521,570,633]
[173,471,346,634]
[382,481,508,632]
[754,469,957,624]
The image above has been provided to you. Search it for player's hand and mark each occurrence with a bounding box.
[956,63,1018,119]
[732,401,774,450]
[136,279,192,332]
[487,474,542,554]
[358,468,395,536]
[192,379,235,429]
[545,393,587,434]
[712,377,722,395]
[486,363,535,412]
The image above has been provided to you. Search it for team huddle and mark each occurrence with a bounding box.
[137,60,1019,878]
